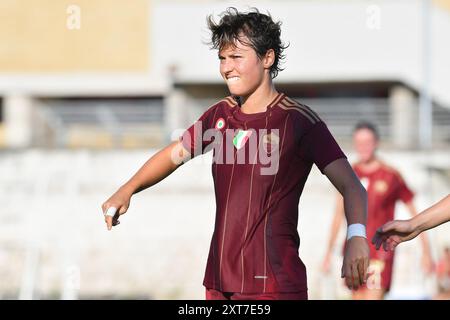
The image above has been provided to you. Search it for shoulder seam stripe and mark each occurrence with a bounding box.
[282,98,320,121]
[268,92,285,110]
[221,99,234,108]
[283,98,321,122]
[223,96,238,107]
[225,96,237,104]
[298,102,321,122]
[284,97,321,121]
[279,101,317,124]
[285,99,321,122]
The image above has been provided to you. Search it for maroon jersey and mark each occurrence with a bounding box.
[180,92,346,293]
[353,162,414,290]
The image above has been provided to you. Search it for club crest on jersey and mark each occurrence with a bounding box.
[374,180,388,194]
[215,118,226,130]
[233,130,252,150]
[262,132,280,153]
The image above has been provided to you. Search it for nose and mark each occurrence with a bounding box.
[220,58,234,75]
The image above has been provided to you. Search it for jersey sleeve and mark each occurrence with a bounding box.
[300,121,347,174]
[395,172,414,203]
[179,104,219,157]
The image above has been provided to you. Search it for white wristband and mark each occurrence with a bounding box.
[105,207,117,217]
[347,223,366,240]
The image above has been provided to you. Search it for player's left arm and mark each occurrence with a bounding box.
[405,200,434,273]
[323,158,370,290]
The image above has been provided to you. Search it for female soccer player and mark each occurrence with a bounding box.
[321,122,433,300]
[373,195,450,251]
[101,7,369,300]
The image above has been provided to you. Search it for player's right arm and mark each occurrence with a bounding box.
[101,140,191,230]
[101,99,222,230]
[372,194,450,251]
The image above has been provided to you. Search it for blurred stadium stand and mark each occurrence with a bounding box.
[35,97,164,148]
[0,0,449,300]
[0,0,449,150]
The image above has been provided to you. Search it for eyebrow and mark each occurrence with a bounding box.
[218,51,242,59]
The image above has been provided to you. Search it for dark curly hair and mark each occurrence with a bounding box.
[206,7,288,79]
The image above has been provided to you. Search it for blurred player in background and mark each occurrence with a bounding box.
[434,246,450,299]
[101,7,370,300]
[373,195,450,299]
[321,121,434,300]
[372,195,450,251]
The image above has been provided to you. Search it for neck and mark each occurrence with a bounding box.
[358,157,380,172]
[240,82,278,114]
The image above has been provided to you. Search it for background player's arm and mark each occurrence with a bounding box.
[321,194,345,273]
[412,195,450,231]
[101,141,191,230]
[404,200,434,273]
[323,158,369,290]
[373,195,450,251]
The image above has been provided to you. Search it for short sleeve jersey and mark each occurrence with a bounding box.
[180,92,347,293]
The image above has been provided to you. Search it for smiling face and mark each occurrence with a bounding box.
[218,38,274,97]
[353,128,378,163]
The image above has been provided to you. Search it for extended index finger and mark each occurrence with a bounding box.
[104,206,117,231]
[343,261,353,289]
[363,257,369,283]
[351,262,360,290]
[357,258,365,286]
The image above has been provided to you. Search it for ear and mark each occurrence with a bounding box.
[263,49,275,70]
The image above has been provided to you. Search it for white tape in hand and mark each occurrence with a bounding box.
[105,206,117,218]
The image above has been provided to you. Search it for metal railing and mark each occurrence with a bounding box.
[35,98,165,148]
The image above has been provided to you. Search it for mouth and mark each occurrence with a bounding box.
[226,76,240,83]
